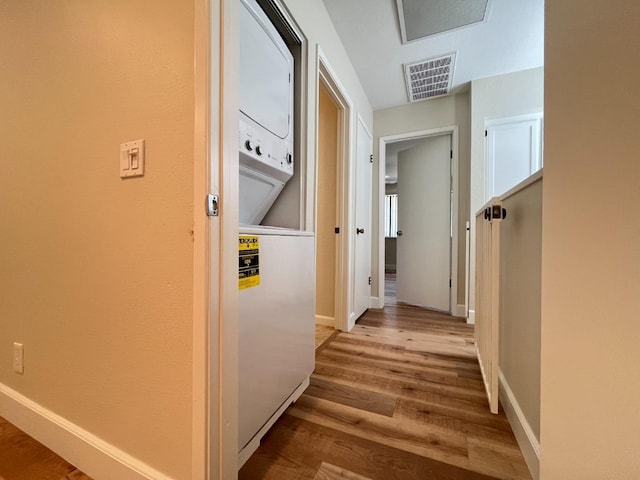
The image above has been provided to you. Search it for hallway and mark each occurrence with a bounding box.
[240,304,530,480]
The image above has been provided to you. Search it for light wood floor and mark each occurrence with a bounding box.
[315,324,337,351]
[0,416,91,480]
[240,302,531,480]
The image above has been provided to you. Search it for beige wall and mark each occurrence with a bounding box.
[384,184,398,269]
[0,2,194,478]
[316,85,339,319]
[373,93,470,307]
[541,2,640,478]
[469,68,543,317]
[500,179,542,441]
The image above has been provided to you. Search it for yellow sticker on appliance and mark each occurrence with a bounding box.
[239,235,260,290]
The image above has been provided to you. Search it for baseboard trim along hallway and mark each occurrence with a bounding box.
[499,370,540,480]
[315,315,335,327]
[0,382,174,480]
[467,309,476,324]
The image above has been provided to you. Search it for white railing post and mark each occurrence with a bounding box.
[475,198,504,414]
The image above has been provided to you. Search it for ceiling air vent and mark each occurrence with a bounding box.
[404,53,456,102]
[396,0,489,44]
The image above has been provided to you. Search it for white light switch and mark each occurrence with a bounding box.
[13,342,24,374]
[120,139,145,178]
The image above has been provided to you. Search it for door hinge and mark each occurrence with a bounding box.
[369,154,373,163]
[334,227,340,234]
[206,194,219,216]
[450,150,453,159]
[449,279,452,288]
[485,130,488,137]
[368,276,372,285]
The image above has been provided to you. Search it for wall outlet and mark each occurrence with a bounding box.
[13,342,24,374]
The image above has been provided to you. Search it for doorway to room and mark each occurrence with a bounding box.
[379,127,460,314]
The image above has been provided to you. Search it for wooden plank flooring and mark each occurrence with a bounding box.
[0,416,91,480]
[315,324,338,351]
[240,302,531,480]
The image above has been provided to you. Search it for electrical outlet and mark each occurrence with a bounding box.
[13,342,24,374]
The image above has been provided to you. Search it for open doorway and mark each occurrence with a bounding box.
[314,52,352,334]
[379,127,461,314]
[315,80,339,342]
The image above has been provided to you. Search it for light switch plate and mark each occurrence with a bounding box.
[120,139,145,178]
[13,342,23,374]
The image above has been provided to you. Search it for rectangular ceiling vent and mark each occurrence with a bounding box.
[396,0,489,44]
[404,53,456,102]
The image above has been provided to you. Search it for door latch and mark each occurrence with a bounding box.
[206,194,219,217]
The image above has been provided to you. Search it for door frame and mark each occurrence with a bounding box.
[377,126,461,316]
[194,0,241,478]
[316,48,353,333]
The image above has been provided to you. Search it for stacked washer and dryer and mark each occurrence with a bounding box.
[237,0,315,466]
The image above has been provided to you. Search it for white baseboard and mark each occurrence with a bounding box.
[315,314,335,327]
[453,304,466,318]
[498,371,540,480]
[369,296,384,309]
[467,309,475,325]
[0,382,174,480]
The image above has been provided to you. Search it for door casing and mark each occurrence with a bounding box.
[377,126,462,316]
[316,49,354,333]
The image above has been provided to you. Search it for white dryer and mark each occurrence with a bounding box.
[239,0,294,225]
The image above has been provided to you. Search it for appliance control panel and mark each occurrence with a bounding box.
[239,120,293,183]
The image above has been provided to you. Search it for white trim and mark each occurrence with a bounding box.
[237,376,310,468]
[315,315,335,327]
[317,48,353,335]
[217,0,241,477]
[192,0,212,477]
[378,126,460,316]
[464,220,470,319]
[370,296,384,309]
[453,304,466,318]
[0,383,174,480]
[499,371,540,480]
[500,169,543,202]
[467,309,476,325]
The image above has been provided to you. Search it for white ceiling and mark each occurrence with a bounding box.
[322,0,544,110]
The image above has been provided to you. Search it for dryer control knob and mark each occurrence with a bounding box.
[255,145,263,156]
[245,140,253,151]
[286,153,293,164]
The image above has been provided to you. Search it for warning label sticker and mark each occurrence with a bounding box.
[239,236,260,290]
